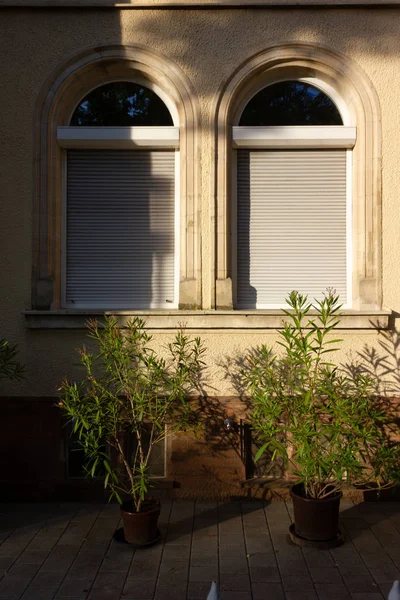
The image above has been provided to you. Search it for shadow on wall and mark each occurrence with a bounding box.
[123,7,400,90]
[166,373,286,498]
[219,316,400,490]
[219,353,286,482]
[343,315,400,399]
[169,394,251,497]
[342,318,400,475]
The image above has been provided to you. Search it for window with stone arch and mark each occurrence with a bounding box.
[215,45,382,313]
[233,78,354,309]
[32,47,200,313]
[59,80,179,309]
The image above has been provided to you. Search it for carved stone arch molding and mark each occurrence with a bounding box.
[33,44,201,310]
[214,43,381,310]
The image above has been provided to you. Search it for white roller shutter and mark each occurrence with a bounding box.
[65,149,176,309]
[236,149,348,308]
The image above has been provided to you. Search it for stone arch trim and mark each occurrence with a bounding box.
[214,42,381,310]
[32,44,201,309]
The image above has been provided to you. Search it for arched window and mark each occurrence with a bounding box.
[233,80,355,309]
[57,81,179,309]
[70,82,174,126]
[239,81,343,126]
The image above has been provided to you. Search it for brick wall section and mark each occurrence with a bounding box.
[0,397,65,497]
[2,395,398,502]
[0,396,252,500]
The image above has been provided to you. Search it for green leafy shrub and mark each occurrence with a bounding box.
[242,290,400,499]
[0,338,24,381]
[58,316,205,511]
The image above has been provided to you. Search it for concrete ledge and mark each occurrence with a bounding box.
[24,309,392,330]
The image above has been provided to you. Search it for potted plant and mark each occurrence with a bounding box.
[58,316,205,546]
[241,290,400,548]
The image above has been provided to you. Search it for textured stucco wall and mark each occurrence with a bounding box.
[1,7,400,403]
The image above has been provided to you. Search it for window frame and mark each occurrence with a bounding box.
[31,45,201,313]
[58,141,180,311]
[214,45,382,313]
[231,79,355,310]
[231,137,355,310]
[58,128,181,310]
[58,80,181,311]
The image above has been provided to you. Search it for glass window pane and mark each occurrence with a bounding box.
[239,81,343,126]
[70,82,173,126]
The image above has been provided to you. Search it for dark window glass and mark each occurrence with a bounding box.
[239,81,343,126]
[70,82,173,126]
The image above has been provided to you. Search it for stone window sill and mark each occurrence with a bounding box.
[24,309,391,330]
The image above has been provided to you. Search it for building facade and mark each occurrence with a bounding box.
[0,0,399,499]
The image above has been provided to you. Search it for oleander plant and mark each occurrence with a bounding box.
[241,290,400,500]
[58,316,205,513]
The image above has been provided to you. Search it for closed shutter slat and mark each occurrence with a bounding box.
[66,149,175,308]
[237,149,347,307]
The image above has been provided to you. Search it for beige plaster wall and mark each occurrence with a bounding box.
[1,7,400,400]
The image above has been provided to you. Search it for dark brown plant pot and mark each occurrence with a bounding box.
[362,484,400,502]
[120,499,161,545]
[290,483,342,543]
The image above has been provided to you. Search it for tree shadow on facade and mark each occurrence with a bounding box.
[346,318,400,399]
[221,324,400,503]
[169,393,254,497]
[341,319,400,480]
[220,352,286,483]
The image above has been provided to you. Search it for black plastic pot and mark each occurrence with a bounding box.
[290,483,342,544]
[361,484,400,503]
[120,499,161,545]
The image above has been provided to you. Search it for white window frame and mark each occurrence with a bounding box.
[232,81,356,310]
[232,126,356,149]
[57,126,180,149]
[57,126,180,310]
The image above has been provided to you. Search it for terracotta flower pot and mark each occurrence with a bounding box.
[290,483,342,543]
[120,499,161,545]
